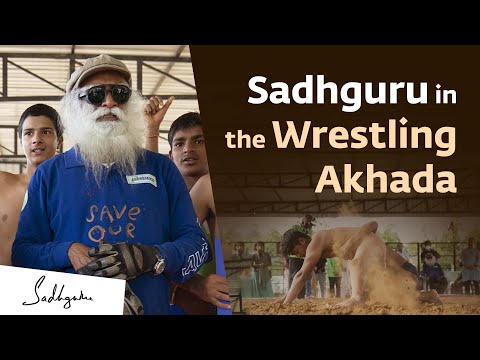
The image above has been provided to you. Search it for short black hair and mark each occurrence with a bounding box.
[168,112,201,148]
[18,104,63,140]
[280,229,309,257]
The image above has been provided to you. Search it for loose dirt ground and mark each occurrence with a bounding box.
[242,296,480,315]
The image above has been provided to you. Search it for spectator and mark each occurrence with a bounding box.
[460,237,480,295]
[251,242,274,297]
[327,257,342,298]
[232,242,246,260]
[288,256,306,298]
[420,240,441,262]
[315,257,327,298]
[228,242,252,299]
[396,242,410,262]
[305,271,314,297]
[421,252,448,294]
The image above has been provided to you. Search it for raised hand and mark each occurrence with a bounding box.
[144,95,175,137]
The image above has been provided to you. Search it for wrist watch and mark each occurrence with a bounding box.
[152,248,165,275]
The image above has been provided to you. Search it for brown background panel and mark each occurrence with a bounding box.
[191,45,480,215]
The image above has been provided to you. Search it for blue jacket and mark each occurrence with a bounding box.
[12,148,210,314]
[421,263,445,281]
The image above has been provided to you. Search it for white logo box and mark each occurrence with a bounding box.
[0,265,125,315]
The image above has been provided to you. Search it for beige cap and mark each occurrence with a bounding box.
[66,54,132,93]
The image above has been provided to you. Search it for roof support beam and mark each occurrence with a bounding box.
[0,94,197,102]
[7,60,65,92]
[152,45,187,93]
[142,62,196,90]
[0,53,192,62]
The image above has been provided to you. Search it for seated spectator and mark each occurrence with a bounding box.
[421,252,448,294]
[420,240,441,262]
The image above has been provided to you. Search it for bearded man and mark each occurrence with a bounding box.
[12,54,209,315]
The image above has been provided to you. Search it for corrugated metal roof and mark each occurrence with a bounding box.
[0,45,198,173]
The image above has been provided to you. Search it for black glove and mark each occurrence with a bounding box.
[77,242,159,280]
[124,283,144,315]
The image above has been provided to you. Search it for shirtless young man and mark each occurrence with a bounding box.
[280,221,442,307]
[143,100,229,312]
[167,112,229,312]
[0,104,63,265]
[167,114,217,239]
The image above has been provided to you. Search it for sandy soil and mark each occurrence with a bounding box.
[242,295,480,315]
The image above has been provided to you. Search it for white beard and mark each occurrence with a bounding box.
[60,89,145,184]
[424,257,436,267]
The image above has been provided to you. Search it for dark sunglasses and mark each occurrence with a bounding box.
[79,84,132,106]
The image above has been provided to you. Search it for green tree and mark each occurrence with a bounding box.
[220,228,242,244]
[380,226,400,244]
[265,229,282,243]
[291,224,307,233]
[246,225,262,243]
[264,229,282,255]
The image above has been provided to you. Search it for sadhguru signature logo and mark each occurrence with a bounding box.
[22,275,94,309]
